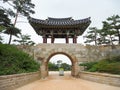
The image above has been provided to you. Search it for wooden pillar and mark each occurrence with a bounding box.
[43,36,47,43]
[66,36,69,43]
[66,31,69,43]
[51,36,55,43]
[73,35,77,43]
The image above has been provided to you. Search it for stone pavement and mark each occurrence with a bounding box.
[16,71,120,90]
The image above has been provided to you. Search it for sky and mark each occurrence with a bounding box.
[1,0,120,44]
[50,54,72,65]
[1,0,120,64]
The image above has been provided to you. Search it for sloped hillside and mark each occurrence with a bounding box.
[80,55,120,74]
[0,44,40,75]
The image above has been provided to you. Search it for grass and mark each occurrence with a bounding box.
[80,55,120,75]
[0,44,40,75]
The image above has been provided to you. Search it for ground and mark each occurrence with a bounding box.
[16,71,120,90]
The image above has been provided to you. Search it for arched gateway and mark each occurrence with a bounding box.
[29,17,91,78]
[41,49,78,77]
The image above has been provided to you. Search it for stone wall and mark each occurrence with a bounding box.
[17,44,120,78]
[85,45,120,62]
[79,71,120,87]
[18,44,120,63]
[0,71,40,90]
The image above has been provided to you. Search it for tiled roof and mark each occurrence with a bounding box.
[28,17,91,36]
[29,17,91,26]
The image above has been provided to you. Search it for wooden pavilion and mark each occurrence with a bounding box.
[29,17,91,43]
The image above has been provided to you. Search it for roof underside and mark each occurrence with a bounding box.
[28,17,91,37]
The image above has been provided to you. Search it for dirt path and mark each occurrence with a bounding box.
[16,71,120,90]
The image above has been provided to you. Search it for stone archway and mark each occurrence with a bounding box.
[40,51,80,78]
[47,53,75,76]
[33,44,87,78]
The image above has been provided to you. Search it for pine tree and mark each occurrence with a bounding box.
[84,27,99,45]
[3,0,35,44]
[106,15,120,44]
[13,34,35,45]
[99,21,117,45]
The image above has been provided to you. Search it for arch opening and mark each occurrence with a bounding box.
[48,54,72,76]
[40,51,79,78]
[44,52,77,77]
[49,54,72,65]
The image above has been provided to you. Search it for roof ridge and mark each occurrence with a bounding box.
[47,17,72,20]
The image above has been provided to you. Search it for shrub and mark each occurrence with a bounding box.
[108,55,120,62]
[80,55,120,74]
[79,62,98,70]
[95,62,120,74]
[0,44,40,75]
[59,68,64,71]
[48,62,58,71]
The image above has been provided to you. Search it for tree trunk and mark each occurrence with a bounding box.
[8,34,12,44]
[109,35,115,49]
[118,34,120,44]
[14,10,19,26]
[117,29,120,44]
[110,35,113,45]
[95,38,97,46]
[8,10,18,44]
[95,30,97,46]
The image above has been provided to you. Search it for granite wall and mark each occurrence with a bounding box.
[79,71,120,87]
[0,72,40,90]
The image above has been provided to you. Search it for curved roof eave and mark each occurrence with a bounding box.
[29,17,91,26]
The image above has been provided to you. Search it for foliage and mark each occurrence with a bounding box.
[59,68,64,71]
[0,8,11,43]
[2,0,35,44]
[0,8,21,44]
[99,17,119,45]
[4,26,21,37]
[13,34,35,45]
[80,62,97,71]
[0,44,40,75]
[0,26,5,32]
[3,26,21,44]
[61,63,71,71]
[3,0,35,17]
[0,36,2,43]
[0,8,11,27]
[79,55,120,74]
[98,22,116,45]
[84,15,120,45]
[106,15,120,44]
[84,27,99,45]
[48,62,71,71]
[48,62,58,71]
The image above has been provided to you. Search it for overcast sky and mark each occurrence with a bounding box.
[17,0,120,44]
[1,0,120,64]
[1,0,120,44]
